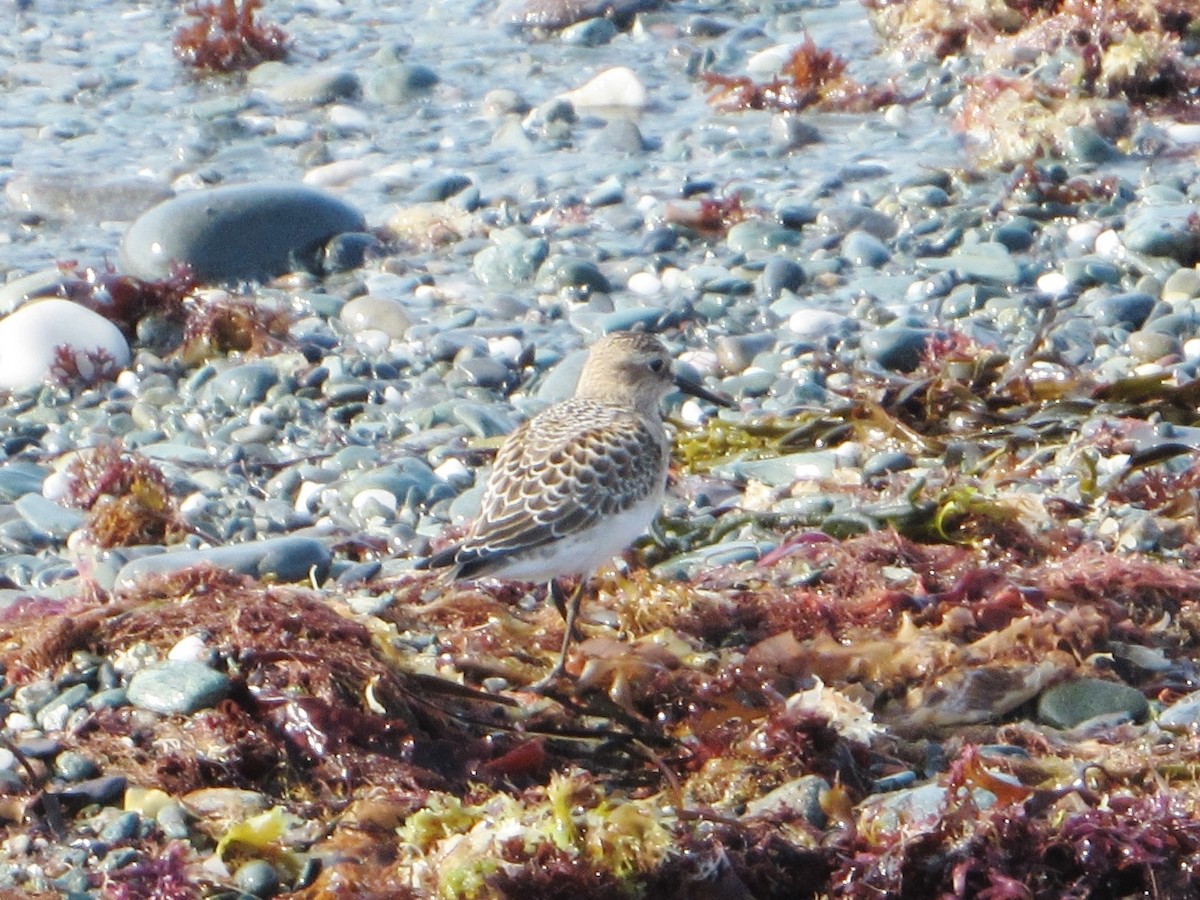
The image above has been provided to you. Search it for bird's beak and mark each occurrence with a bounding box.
[673,373,734,407]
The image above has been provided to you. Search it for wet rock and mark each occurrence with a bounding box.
[1089,292,1155,329]
[921,243,1021,284]
[366,64,440,104]
[1123,205,1200,264]
[1036,677,1149,730]
[507,0,660,31]
[233,859,280,898]
[1159,692,1200,733]
[6,173,173,222]
[1161,267,1200,303]
[842,229,891,267]
[13,493,84,541]
[1127,330,1179,363]
[119,183,366,283]
[561,17,617,45]
[201,362,279,408]
[340,295,412,339]
[114,536,332,589]
[473,235,549,286]
[251,66,362,105]
[587,118,646,154]
[817,205,897,240]
[761,256,806,298]
[126,660,230,715]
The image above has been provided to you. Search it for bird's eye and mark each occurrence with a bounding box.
[648,358,666,373]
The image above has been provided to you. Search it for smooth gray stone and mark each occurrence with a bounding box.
[0,464,49,501]
[710,451,838,486]
[201,362,279,407]
[126,660,230,715]
[1123,205,1200,264]
[760,256,805,298]
[991,222,1034,252]
[455,356,511,389]
[1064,125,1120,163]
[100,811,141,843]
[842,229,891,267]
[114,536,332,589]
[0,268,70,315]
[588,118,646,155]
[472,237,549,286]
[54,750,100,782]
[562,16,618,44]
[35,683,92,731]
[726,219,801,253]
[547,257,611,294]
[119,183,366,283]
[1089,292,1155,328]
[408,175,472,203]
[920,244,1021,284]
[1036,677,1149,729]
[365,64,439,104]
[256,68,361,105]
[54,774,127,810]
[233,859,280,898]
[1159,692,1200,733]
[343,461,441,505]
[817,204,897,240]
[14,493,84,539]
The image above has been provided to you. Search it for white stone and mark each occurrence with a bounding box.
[1165,122,1200,144]
[487,335,524,366]
[1066,221,1102,249]
[351,488,398,515]
[746,43,800,76]
[304,158,371,187]
[1094,229,1124,259]
[168,634,211,662]
[788,308,846,338]
[434,457,470,485]
[0,298,130,392]
[560,66,647,109]
[340,294,412,339]
[1036,271,1070,296]
[627,271,662,296]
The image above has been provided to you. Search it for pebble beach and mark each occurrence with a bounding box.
[3,0,1200,896]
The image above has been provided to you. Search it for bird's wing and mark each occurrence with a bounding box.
[450,400,665,577]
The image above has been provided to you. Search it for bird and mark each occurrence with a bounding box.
[420,331,730,690]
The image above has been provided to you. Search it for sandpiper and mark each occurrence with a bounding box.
[421,331,729,689]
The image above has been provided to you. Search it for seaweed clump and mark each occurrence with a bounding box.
[704,37,902,113]
[56,260,196,337]
[178,292,293,364]
[173,0,289,74]
[62,442,188,548]
[866,0,1200,164]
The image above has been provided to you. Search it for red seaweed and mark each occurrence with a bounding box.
[173,0,289,74]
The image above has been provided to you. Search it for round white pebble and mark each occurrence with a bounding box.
[560,66,647,109]
[1036,272,1070,296]
[0,298,130,392]
[627,271,663,296]
[1094,229,1124,259]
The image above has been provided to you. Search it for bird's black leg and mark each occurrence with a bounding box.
[531,578,588,693]
[549,578,568,620]
[549,578,584,640]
